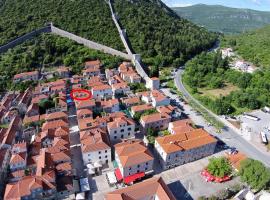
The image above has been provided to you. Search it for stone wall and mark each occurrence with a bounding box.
[0,26,51,53]
[51,25,132,60]
[108,0,133,55]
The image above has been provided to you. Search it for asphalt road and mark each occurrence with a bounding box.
[174,68,270,167]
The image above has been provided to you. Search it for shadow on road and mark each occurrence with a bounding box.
[168,180,194,200]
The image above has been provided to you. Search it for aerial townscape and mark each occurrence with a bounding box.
[0,0,270,200]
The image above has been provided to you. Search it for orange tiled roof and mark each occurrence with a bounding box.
[106,177,176,200]
[114,139,154,168]
[42,119,68,131]
[122,97,141,106]
[45,111,67,121]
[80,128,110,153]
[85,60,101,67]
[226,152,247,171]
[92,84,111,91]
[131,104,154,113]
[14,71,38,79]
[107,116,135,129]
[141,112,171,124]
[156,128,217,154]
[4,175,56,200]
[10,152,27,164]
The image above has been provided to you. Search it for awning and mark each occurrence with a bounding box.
[123,172,145,184]
[114,168,123,181]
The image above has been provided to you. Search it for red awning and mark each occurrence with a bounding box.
[114,168,123,181]
[123,172,145,184]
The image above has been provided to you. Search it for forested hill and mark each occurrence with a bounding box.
[113,0,217,67]
[0,0,217,68]
[173,4,270,34]
[0,0,123,50]
[222,25,270,68]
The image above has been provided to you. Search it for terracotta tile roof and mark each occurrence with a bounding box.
[112,82,128,90]
[85,60,101,67]
[101,99,119,108]
[45,111,67,121]
[1,116,21,146]
[4,175,56,200]
[77,108,93,119]
[75,99,95,110]
[131,104,154,113]
[141,112,171,124]
[106,177,176,200]
[78,117,95,131]
[80,128,110,153]
[157,105,176,115]
[13,71,38,79]
[107,116,135,130]
[170,119,193,128]
[83,66,100,73]
[10,152,26,164]
[9,169,25,180]
[12,142,27,152]
[169,119,194,134]
[42,119,68,131]
[156,129,217,154]
[31,94,48,104]
[23,115,40,125]
[51,150,71,163]
[114,139,154,167]
[226,152,247,171]
[121,97,141,106]
[54,127,69,137]
[150,90,167,102]
[92,84,111,91]
[56,162,72,173]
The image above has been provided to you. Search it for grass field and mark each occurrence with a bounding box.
[198,83,239,99]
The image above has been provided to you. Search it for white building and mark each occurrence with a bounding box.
[155,129,217,170]
[80,128,111,167]
[91,84,113,99]
[114,140,154,180]
[107,116,135,143]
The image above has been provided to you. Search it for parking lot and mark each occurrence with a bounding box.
[239,110,270,152]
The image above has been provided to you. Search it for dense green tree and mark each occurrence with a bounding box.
[207,157,232,178]
[38,98,55,114]
[0,0,123,50]
[114,0,217,68]
[239,159,270,191]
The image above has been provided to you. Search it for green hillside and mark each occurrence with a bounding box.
[0,0,217,68]
[173,4,270,34]
[0,34,123,92]
[0,0,123,50]
[222,25,270,68]
[112,0,217,67]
